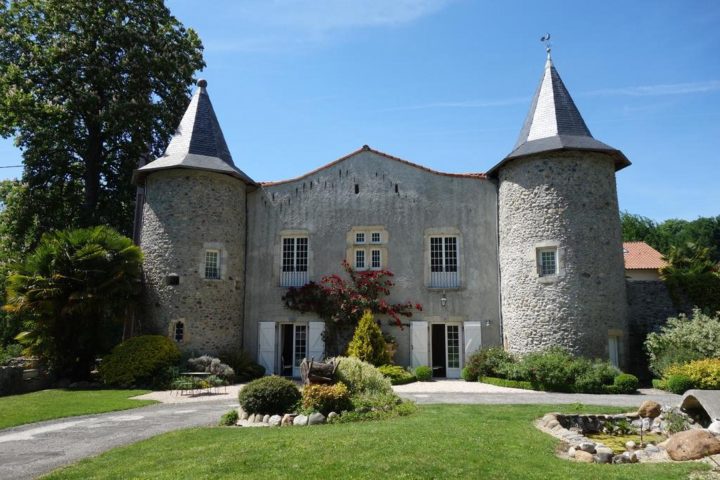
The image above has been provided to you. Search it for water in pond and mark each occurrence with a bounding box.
[585,433,667,453]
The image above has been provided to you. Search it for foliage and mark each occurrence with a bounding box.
[651,378,668,390]
[414,365,432,382]
[237,376,300,415]
[301,382,352,415]
[4,226,143,379]
[0,0,205,238]
[573,359,620,394]
[282,261,421,354]
[463,347,516,382]
[479,376,534,390]
[0,388,153,430]
[663,410,690,434]
[218,350,265,383]
[0,342,22,366]
[612,373,639,394]
[665,358,720,390]
[99,335,180,388]
[378,364,416,385]
[334,356,393,397]
[520,347,581,392]
[346,310,390,366]
[219,409,239,426]
[42,405,706,479]
[665,374,695,394]
[644,309,720,376]
[186,356,235,382]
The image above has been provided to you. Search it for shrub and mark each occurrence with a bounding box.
[521,347,579,392]
[480,376,534,390]
[414,365,432,381]
[187,355,235,381]
[645,309,720,377]
[219,350,265,383]
[346,311,390,366]
[334,356,393,397]
[378,365,416,385]
[462,347,516,382]
[302,382,352,415]
[665,358,720,389]
[219,409,239,426]
[99,335,180,388]
[652,378,668,390]
[613,373,639,394]
[238,376,301,415]
[0,343,22,366]
[665,374,695,394]
[573,359,620,393]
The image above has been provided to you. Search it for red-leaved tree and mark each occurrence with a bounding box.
[282,261,422,355]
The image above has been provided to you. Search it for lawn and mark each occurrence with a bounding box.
[47,404,707,480]
[0,389,155,430]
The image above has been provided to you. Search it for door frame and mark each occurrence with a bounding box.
[277,322,308,378]
[429,321,463,378]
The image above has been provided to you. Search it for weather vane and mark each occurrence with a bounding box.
[540,33,551,57]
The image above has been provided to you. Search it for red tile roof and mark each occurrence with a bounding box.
[260,145,487,186]
[623,241,668,270]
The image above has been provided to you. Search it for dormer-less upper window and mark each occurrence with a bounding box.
[204,250,220,279]
[356,232,365,244]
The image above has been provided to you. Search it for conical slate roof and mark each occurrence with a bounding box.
[487,55,629,176]
[133,80,255,186]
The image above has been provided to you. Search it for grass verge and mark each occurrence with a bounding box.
[46,404,706,479]
[0,389,155,430]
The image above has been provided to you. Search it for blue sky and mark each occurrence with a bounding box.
[1,0,718,221]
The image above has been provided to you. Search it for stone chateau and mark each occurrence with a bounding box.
[133,53,640,378]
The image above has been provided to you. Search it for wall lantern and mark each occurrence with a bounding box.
[440,291,447,308]
[485,318,492,327]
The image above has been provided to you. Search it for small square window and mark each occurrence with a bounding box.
[355,232,365,244]
[355,249,365,269]
[204,250,220,279]
[371,249,381,269]
[174,321,185,342]
[539,249,557,276]
[371,232,381,243]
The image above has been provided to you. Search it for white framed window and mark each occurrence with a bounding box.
[447,325,460,369]
[173,321,185,343]
[204,250,220,279]
[281,236,309,287]
[371,249,381,269]
[538,248,557,276]
[294,324,307,367]
[371,232,381,244]
[355,249,366,269]
[429,236,459,288]
[355,232,365,244]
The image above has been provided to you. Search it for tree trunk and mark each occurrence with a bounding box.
[82,123,102,227]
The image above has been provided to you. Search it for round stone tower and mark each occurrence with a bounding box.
[133,80,256,355]
[490,55,631,366]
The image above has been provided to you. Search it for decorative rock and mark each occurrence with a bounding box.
[637,400,662,419]
[596,446,613,456]
[644,444,660,453]
[625,440,636,450]
[308,412,326,425]
[546,420,560,430]
[665,429,720,461]
[281,414,295,426]
[247,413,256,423]
[262,414,270,424]
[574,451,594,463]
[612,454,630,464]
[567,447,576,458]
[708,421,720,436]
[328,412,338,422]
[269,415,282,427]
[293,414,309,426]
[578,442,596,454]
[240,410,249,421]
[595,452,613,464]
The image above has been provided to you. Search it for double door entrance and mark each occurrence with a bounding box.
[257,321,324,378]
[411,321,482,379]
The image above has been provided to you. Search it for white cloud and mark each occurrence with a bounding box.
[584,80,720,97]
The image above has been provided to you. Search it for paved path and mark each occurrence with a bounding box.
[0,399,235,480]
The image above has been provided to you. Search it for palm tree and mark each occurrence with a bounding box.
[4,226,142,379]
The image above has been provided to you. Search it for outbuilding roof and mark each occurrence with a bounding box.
[133,80,256,186]
[623,241,669,270]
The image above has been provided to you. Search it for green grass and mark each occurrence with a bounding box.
[0,389,155,430]
[46,404,707,480]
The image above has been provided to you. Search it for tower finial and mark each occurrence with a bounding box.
[540,33,551,60]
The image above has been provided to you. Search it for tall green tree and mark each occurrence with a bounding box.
[0,0,205,239]
[3,226,143,379]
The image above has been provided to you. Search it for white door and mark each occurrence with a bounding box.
[258,322,276,375]
[308,322,325,362]
[292,324,308,378]
[445,324,462,378]
[609,336,619,368]
[464,322,482,359]
[411,321,429,368]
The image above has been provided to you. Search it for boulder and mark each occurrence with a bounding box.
[327,412,339,422]
[262,414,270,424]
[239,409,249,421]
[293,414,309,426]
[268,415,282,427]
[594,452,613,464]
[577,441,596,454]
[637,400,662,419]
[625,440,636,450]
[665,429,720,461]
[567,447,576,458]
[308,412,326,425]
[708,421,720,436]
[612,454,630,464]
[281,414,295,426]
[574,451,594,463]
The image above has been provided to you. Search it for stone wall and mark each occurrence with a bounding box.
[140,169,246,355]
[498,152,628,364]
[626,280,678,378]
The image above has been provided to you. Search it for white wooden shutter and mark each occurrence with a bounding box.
[411,321,429,368]
[308,321,325,362]
[464,322,482,360]
[258,322,276,375]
